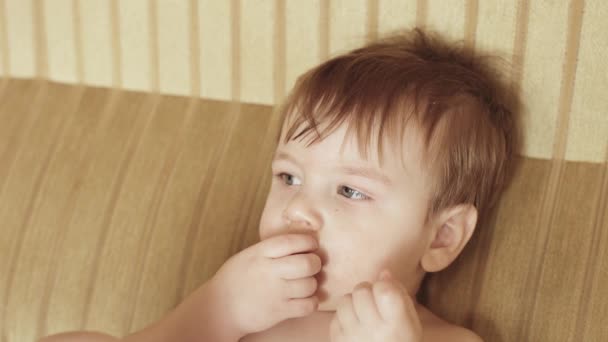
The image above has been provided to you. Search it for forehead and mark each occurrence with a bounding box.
[276,119,426,176]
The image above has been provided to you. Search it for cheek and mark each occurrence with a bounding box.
[324,218,425,281]
[320,224,385,281]
[258,185,291,240]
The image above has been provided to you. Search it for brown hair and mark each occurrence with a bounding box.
[275,28,521,223]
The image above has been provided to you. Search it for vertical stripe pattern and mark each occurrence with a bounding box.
[0,0,9,75]
[188,0,201,97]
[148,0,159,93]
[416,0,428,28]
[464,0,478,49]
[110,0,122,88]
[319,0,330,61]
[72,0,83,84]
[32,0,48,79]
[520,1,585,339]
[273,0,286,101]
[0,1,608,341]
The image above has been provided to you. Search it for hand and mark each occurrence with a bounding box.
[330,270,423,342]
[208,234,322,336]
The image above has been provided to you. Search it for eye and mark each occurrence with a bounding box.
[276,172,302,186]
[274,172,369,200]
[338,186,370,200]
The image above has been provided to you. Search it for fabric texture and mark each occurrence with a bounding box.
[0,79,606,342]
[0,1,607,162]
[0,1,607,341]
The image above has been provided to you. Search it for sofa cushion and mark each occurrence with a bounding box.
[0,79,606,341]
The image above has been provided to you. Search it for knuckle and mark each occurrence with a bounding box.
[292,298,317,316]
[353,283,371,295]
[289,234,316,250]
[287,277,317,297]
[354,281,372,290]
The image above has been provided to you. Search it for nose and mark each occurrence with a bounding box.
[282,190,322,232]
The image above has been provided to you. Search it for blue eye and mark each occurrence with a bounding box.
[275,172,370,201]
[339,186,370,200]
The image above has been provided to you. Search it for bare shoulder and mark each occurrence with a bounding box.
[417,305,484,342]
[38,331,118,342]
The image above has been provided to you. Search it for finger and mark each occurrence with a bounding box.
[329,314,343,340]
[285,296,318,318]
[336,293,358,329]
[271,253,322,279]
[372,279,407,323]
[351,282,381,324]
[284,277,317,299]
[380,269,412,298]
[260,234,319,258]
[380,270,418,315]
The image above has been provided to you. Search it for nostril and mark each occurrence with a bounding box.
[287,220,312,230]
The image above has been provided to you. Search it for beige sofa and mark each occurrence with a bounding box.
[1,1,607,341]
[1,78,606,342]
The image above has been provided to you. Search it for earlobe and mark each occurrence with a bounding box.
[421,204,478,273]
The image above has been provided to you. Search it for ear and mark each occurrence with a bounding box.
[420,204,478,273]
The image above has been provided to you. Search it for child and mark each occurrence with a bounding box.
[41,27,519,342]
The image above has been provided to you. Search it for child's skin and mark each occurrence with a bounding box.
[40,118,482,342]
[237,120,481,341]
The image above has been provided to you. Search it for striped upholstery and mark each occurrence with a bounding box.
[0,1,607,341]
[1,1,606,161]
[1,78,607,342]
[0,79,280,341]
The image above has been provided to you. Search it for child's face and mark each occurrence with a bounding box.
[259,121,435,311]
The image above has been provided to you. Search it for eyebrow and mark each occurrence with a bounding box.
[273,151,393,187]
[338,165,393,187]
